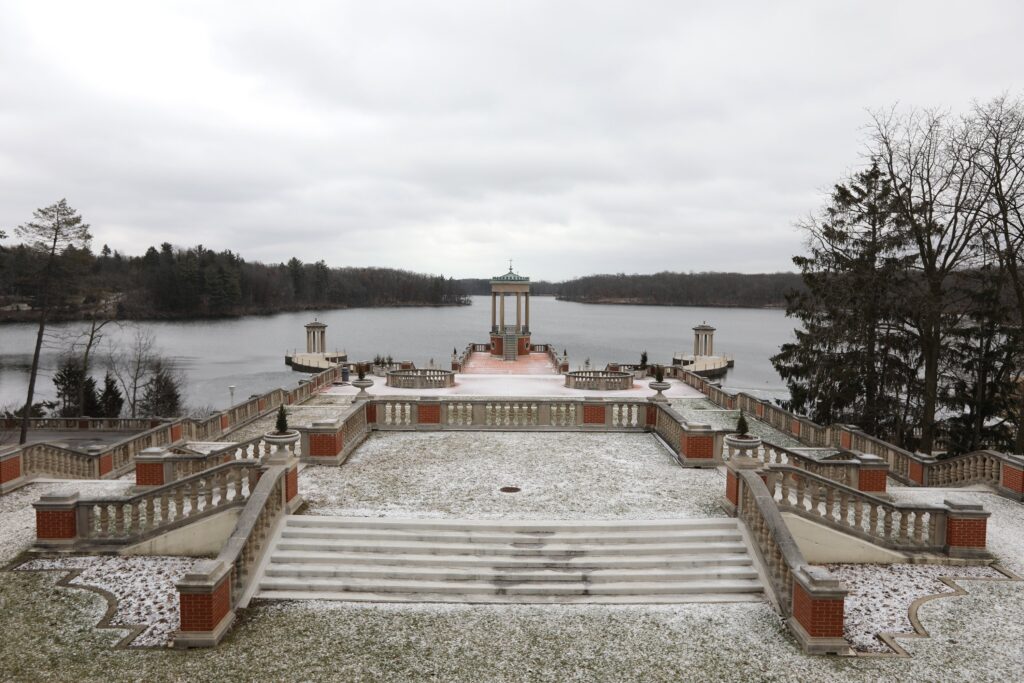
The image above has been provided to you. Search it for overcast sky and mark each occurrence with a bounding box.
[0,2,1021,280]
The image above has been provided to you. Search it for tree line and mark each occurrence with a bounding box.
[456,273,803,307]
[773,96,1024,457]
[0,239,469,321]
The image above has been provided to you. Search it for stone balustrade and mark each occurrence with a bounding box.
[733,469,850,654]
[721,441,889,493]
[34,460,260,550]
[762,465,990,557]
[386,368,456,389]
[175,464,292,648]
[563,370,634,391]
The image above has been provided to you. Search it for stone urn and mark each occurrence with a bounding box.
[263,429,300,459]
[352,377,374,400]
[724,433,762,459]
[648,380,671,402]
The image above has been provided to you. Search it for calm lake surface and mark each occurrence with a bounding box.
[0,296,796,410]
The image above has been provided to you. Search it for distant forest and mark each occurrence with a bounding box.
[455,272,803,308]
[0,241,468,320]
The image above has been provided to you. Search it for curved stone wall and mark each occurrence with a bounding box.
[564,370,634,391]
[386,369,456,389]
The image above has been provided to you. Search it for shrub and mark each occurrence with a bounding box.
[275,405,289,434]
[736,414,749,436]
[654,364,665,382]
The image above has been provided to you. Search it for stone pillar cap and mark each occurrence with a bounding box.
[943,497,990,516]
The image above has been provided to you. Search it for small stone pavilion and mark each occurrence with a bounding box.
[489,265,532,360]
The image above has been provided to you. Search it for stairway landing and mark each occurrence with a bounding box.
[461,352,558,375]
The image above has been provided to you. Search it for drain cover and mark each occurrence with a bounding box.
[499,486,521,493]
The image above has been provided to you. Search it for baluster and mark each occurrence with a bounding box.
[912,511,925,544]
[868,503,878,536]
[883,508,893,540]
[99,504,110,536]
[838,492,849,526]
[853,498,863,531]
[824,486,835,521]
[898,510,909,542]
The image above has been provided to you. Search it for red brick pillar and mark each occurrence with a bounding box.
[1,451,25,491]
[679,422,717,465]
[1001,458,1024,498]
[943,498,991,558]
[722,456,760,515]
[789,567,849,654]
[299,419,344,464]
[135,447,171,487]
[34,493,80,547]
[854,454,888,494]
[417,403,441,424]
[175,561,235,648]
[582,402,606,426]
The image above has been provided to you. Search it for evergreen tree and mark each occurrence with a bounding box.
[98,372,125,418]
[139,360,182,417]
[52,357,101,417]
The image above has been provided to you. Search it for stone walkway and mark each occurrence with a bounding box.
[461,351,557,374]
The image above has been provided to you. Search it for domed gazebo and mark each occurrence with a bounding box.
[489,265,531,360]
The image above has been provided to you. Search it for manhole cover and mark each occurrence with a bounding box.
[499,486,521,493]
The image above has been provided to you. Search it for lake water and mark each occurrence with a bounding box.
[0,296,796,410]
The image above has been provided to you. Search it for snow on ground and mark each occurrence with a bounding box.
[0,480,133,565]
[822,563,1004,652]
[669,397,804,448]
[889,487,1024,575]
[16,555,199,647]
[224,400,354,442]
[300,431,724,519]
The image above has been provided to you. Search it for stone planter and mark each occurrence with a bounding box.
[263,430,300,459]
[352,377,374,400]
[648,381,671,402]
[724,433,762,458]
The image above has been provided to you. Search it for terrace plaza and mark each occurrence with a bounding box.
[2,269,1024,681]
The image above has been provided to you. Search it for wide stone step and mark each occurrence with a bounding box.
[262,563,759,584]
[269,550,755,570]
[284,516,739,533]
[278,527,742,545]
[258,576,764,597]
[274,538,750,557]
[254,591,763,605]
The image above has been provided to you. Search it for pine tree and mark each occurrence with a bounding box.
[98,372,125,418]
[139,360,182,417]
[52,357,101,417]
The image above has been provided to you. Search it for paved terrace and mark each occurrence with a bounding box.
[325,374,704,399]
[461,351,557,374]
[0,429,140,452]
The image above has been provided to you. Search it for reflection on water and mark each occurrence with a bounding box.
[0,297,795,410]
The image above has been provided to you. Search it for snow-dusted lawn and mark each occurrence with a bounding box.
[823,563,1005,652]
[0,480,133,565]
[16,555,199,647]
[300,431,724,519]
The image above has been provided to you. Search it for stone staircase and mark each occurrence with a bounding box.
[254,516,764,604]
[503,334,518,360]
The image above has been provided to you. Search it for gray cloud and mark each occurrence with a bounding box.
[0,1,1021,279]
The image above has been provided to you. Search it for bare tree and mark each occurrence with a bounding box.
[107,327,156,418]
[15,199,91,443]
[869,108,987,453]
[971,94,1024,451]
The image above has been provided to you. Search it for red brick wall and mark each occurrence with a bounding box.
[98,453,113,477]
[680,433,714,459]
[1002,463,1024,493]
[518,336,530,355]
[791,581,844,638]
[491,336,503,354]
[726,470,738,505]
[220,414,229,431]
[418,404,441,424]
[840,431,851,450]
[286,466,298,502]
[366,403,377,424]
[135,462,165,486]
[755,403,764,418]
[790,419,801,437]
[0,455,21,484]
[179,574,232,632]
[36,509,76,540]
[170,424,183,442]
[857,469,887,493]
[583,405,605,424]
[309,432,344,457]
[908,460,924,485]
[946,517,987,548]
[258,399,266,412]
[645,405,657,427]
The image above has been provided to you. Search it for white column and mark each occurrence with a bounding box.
[525,292,530,332]
[499,293,505,330]
[491,293,496,330]
[516,292,522,332]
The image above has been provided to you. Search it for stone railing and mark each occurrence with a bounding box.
[734,469,850,654]
[175,464,293,647]
[1,364,342,494]
[721,441,888,493]
[763,466,990,557]
[33,460,260,551]
[1,417,165,431]
[386,368,456,389]
[563,370,634,391]
[134,434,299,487]
[299,403,371,464]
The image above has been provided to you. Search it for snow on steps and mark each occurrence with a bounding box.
[254,516,765,605]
